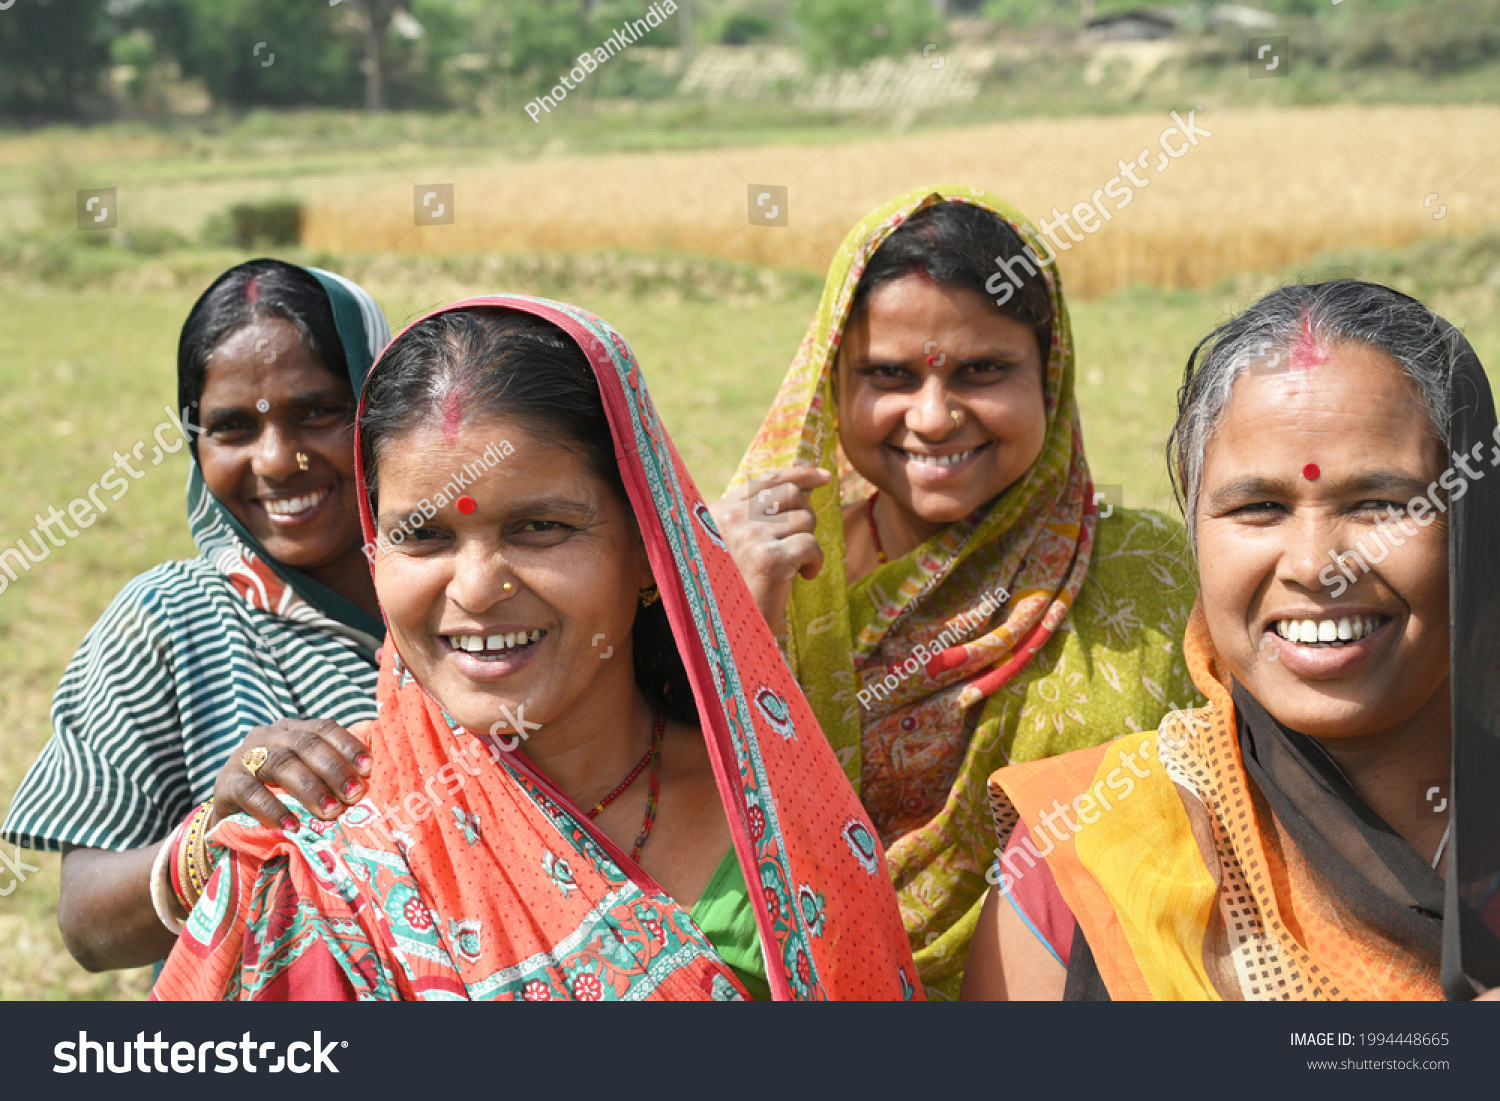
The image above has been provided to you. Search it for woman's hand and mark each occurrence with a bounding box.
[210,718,374,830]
[709,466,832,637]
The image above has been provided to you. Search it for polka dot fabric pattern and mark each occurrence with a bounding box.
[153,295,919,1002]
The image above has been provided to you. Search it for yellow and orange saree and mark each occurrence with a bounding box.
[990,606,1447,1000]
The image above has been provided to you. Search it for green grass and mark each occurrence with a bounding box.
[2,234,1498,998]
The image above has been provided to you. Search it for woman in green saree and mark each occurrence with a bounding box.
[711,185,1199,997]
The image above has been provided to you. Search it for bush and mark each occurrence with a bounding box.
[720,8,779,45]
[122,225,190,255]
[203,200,304,248]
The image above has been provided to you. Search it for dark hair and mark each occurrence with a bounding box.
[1167,280,1457,546]
[359,308,695,722]
[849,201,1053,360]
[177,259,350,436]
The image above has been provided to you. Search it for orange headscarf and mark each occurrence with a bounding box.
[153,296,919,1001]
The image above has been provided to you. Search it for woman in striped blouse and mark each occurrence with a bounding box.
[2,260,390,971]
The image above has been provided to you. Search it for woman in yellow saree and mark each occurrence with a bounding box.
[713,186,1199,996]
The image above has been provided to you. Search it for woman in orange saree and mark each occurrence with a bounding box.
[965,281,1500,1000]
[152,295,919,1001]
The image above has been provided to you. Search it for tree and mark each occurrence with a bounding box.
[168,0,363,109]
[0,0,113,122]
[794,0,942,71]
[339,0,403,112]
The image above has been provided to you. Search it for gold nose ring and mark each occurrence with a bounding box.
[295,452,310,471]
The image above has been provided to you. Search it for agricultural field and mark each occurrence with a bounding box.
[2,93,1499,997]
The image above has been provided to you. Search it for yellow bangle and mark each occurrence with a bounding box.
[178,799,214,908]
[189,799,217,896]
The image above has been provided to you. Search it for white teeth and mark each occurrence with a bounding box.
[452,631,541,654]
[264,488,329,516]
[906,448,975,468]
[1276,615,1386,645]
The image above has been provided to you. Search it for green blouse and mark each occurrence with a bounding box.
[691,849,770,1001]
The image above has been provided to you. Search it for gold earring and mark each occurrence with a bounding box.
[639,584,660,607]
[296,452,310,471]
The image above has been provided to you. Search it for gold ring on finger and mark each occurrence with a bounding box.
[241,746,270,779]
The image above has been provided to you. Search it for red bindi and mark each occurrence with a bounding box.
[1303,463,1320,481]
[456,495,477,514]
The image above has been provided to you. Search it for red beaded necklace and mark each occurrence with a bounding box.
[586,704,664,862]
[866,491,888,565]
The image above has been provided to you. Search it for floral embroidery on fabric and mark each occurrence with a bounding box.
[452,807,481,845]
[842,820,880,875]
[448,918,483,963]
[754,687,795,740]
[797,885,827,937]
[711,974,744,1001]
[542,851,578,897]
[695,502,726,550]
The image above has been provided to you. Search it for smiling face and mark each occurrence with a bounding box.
[196,317,363,571]
[1195,341,1450,742]
[371,414,652,737]
[836,271,1048,542]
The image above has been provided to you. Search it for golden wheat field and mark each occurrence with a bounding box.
[303,106,1500,298]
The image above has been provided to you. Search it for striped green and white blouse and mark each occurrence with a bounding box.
[2,555,379,851]
[2,263,389,854]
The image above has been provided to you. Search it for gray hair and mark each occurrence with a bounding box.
[1168,280,1462,542]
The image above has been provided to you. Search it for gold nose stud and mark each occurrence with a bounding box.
[950,409,965,427]
[296,452,310,471]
